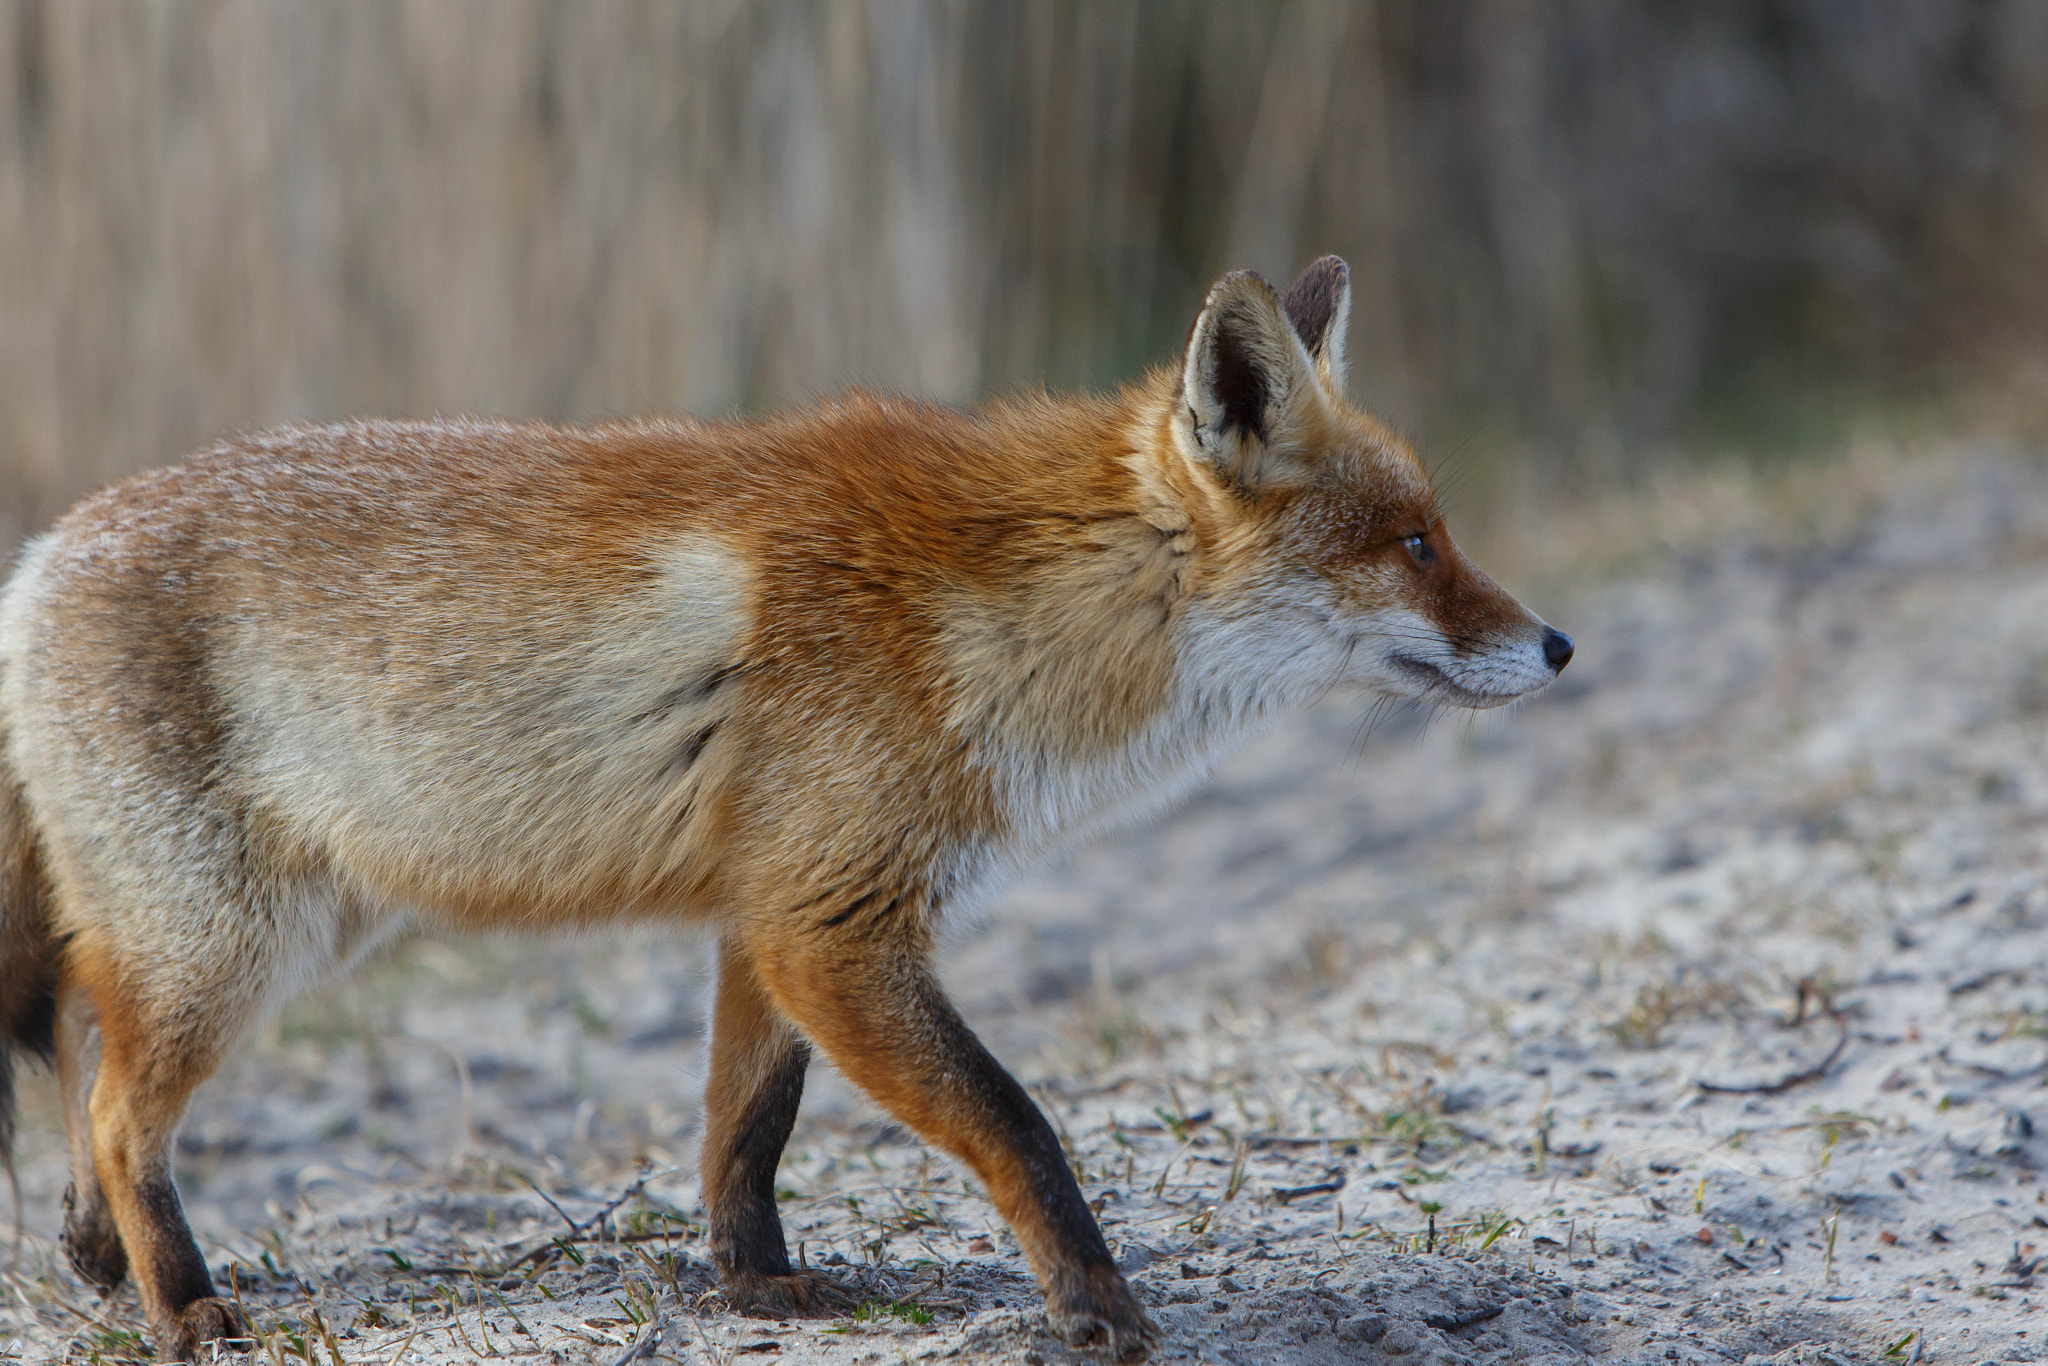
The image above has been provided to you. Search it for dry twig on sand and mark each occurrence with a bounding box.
[502,1162,684,1272]
[1698,981,1852,1096]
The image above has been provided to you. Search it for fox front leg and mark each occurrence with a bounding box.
[700,937,854,1317]
[746,927,1157,1361]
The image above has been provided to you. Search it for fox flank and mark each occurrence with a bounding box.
[0,258,1568,1362]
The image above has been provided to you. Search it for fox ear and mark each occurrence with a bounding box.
[1180,270,1322,491]
[1281,256,1350,393]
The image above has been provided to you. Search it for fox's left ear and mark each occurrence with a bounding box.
[1281,256,1350,394]
[1180,269,1325,492]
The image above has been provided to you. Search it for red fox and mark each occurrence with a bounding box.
[0,258,1568,1361]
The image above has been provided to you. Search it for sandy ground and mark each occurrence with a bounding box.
[3,443,2046,1364]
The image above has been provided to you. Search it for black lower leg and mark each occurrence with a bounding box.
[128,1164,250,1360]
[707,1033,810,1278]
[951,1026,1120,1286]
[133,1165,217,1311]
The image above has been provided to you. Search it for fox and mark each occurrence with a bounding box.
[0,257,1569,1361]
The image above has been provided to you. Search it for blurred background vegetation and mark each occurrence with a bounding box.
[2,0,2046,548]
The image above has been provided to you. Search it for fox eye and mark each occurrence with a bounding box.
[1402,533,1435,566]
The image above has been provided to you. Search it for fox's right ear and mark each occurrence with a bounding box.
[1179,270,1323,493]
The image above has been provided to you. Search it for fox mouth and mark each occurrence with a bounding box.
[1385,654,1529,709]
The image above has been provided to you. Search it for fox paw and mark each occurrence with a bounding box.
[59,1182,128,1291]
[1047,1265,1159,1362]
[718,1269,857,1319]
[153,1295,252,1364]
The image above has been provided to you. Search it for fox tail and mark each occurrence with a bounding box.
[0,741,58,1239]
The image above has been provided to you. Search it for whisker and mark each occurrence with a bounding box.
[1424,431,1484,514]
[1345,695,1402,770]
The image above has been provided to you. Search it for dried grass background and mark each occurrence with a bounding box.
[5,0,2048,548]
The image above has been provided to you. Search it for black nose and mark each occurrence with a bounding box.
[1541,627,1574,672]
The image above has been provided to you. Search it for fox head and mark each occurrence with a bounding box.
[1170,256,1570,710]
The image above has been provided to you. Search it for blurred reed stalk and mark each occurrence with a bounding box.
[2,1,2045,550]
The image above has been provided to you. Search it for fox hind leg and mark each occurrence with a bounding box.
[54,977,124,1291]
[71,937,258,1361]
[700,936,852,1318]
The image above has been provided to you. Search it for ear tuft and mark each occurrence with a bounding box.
[1281,256,1351,391]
